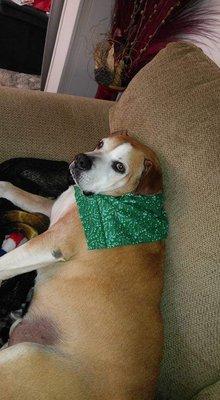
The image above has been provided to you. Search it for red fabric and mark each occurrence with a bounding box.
[95,85,119,101]
[33,0,51,12]
[8,232,25,246]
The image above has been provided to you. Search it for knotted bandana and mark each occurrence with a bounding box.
[74,186,168,250]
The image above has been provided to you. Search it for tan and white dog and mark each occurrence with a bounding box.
[0,133,165,400]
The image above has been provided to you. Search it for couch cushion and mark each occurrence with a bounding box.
[191,381,220,400]
[109,42,220,400]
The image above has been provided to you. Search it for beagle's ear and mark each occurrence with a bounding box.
[134,159,163,195]
[109,130,129,137]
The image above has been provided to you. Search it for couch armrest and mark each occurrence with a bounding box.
[0,87,113,164]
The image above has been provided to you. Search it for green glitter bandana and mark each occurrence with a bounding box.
[74,186,168,250]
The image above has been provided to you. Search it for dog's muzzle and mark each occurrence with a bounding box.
[74,154,93,171]
[69,153,93,182]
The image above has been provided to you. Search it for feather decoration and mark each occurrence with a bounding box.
[94,0,219,99]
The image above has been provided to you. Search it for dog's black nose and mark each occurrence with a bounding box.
[74,154,92,171]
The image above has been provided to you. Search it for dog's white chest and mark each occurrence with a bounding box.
[50,186,75,226]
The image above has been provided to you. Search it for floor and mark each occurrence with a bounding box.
[0,68,41,90]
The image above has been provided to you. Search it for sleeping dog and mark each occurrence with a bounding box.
[0,132,168,400]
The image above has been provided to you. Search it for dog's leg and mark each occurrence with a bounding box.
[0,343,90,400]
[0,181,54,216]
[0,207,77,281]
[0,220,70,280]
[0,234,55,280]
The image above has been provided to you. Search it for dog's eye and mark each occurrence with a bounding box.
[112,161,126,174]
[96,140,104,150]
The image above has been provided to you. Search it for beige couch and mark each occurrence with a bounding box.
[0,42,219,400]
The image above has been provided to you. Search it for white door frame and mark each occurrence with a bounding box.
[45,0,83,93]
[45,0,114,96]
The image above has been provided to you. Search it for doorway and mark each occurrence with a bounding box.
[0,0,60,90]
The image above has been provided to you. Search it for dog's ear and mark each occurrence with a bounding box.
[109,130,129,137]
[134,159,163,195]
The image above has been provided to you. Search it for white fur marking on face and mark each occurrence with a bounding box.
[77,142,133,194]
[110,143,133,160]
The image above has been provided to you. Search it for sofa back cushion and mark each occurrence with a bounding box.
[109,42,220,400]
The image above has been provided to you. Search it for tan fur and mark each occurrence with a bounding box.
[0,133,165,399]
